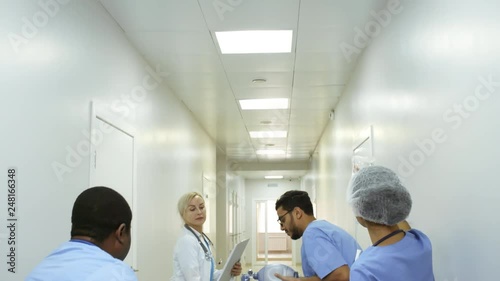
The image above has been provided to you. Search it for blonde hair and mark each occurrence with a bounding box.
[177,192,204,219]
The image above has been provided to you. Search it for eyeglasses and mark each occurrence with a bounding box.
[277,210,292,226]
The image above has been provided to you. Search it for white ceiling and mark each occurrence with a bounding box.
[99,0,386,178]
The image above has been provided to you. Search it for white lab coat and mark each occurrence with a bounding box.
[171,226,232,281]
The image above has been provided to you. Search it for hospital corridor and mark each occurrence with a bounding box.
[1,0,500,280]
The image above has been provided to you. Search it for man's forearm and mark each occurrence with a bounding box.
[299,276,321,281]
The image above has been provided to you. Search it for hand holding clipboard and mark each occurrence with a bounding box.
[217,239,249,281]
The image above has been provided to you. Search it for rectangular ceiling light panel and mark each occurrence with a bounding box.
[265,175,284,179]
[256,149,286,155]
[249,131,287,138]
[239,98,289,110]
[216,30,293,54]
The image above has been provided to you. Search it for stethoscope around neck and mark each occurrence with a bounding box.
[184,224,214,261]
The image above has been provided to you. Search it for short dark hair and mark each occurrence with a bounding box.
[275,190,314,216]
[71,186,132,242]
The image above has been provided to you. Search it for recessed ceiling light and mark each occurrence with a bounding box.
[249,131,287,138]
[215,30,293,54]
[265,175,283,179]
[260,120,272,125]
[256,149,285,155]
[266,144,275,147]
[239,98,289,110]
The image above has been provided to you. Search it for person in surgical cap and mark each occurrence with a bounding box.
[347,166,435,281]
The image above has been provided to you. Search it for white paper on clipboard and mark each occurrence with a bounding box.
[217,239,250,281]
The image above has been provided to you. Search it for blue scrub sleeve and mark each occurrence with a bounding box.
[303,230,348,279]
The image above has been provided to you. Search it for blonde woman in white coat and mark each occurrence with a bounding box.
[171,192,242,281]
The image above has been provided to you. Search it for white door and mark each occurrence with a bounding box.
[202,175,216,242]
[253,200,292,266]
[90,116,136,270]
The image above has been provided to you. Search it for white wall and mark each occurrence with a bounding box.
[244,179,301,265]
[0,1,216,280]
[309,0,500,280]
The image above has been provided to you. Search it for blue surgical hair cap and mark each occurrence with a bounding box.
[347,165,412,226]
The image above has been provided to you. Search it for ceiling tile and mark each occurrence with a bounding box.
[101,0,207,31]
[221,53,295,72]
[292,85,343,98]
[286,152,311,158]
[295,52,355,72]
[241,109,289,126]
[299,0,386,29]
[173,55,225,73]
[252,142,288,150]
[291,96,339,110]
[198,0,300,30]
[289,109,330,126]
[288,126,324,140]
[127,31,218,55]
[164,72,229,92]
[296,27,350,53]
[246,123,288,130]
[233,87,292,99]
[227,72,293,88]
[293,71,349,86]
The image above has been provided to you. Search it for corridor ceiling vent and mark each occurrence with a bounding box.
[215,30,293,54]
[252,78,267,84]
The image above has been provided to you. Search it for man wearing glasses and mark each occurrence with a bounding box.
[274,190,361,281]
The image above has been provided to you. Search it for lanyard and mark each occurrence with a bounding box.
[373,229,405,246]
[184,224,213,261]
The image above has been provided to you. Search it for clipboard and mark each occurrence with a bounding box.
[217,239,250,281]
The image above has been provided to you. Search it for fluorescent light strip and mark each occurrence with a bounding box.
[249,131,287,138]
[265,176,283,179]
[239,98,289,110]
[216,30,293,54]
[256,149,285,155]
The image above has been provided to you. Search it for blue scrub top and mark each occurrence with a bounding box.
[301,220,362,279]
[350,229,435,281]
[26,240,138,281]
